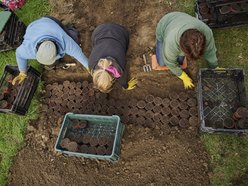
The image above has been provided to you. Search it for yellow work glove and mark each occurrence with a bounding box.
[124,77,137,90]
[215,67,225,70]
[178,71,194,89]
[12,72,27,85]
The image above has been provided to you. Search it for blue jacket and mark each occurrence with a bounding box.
[16,17,88,72]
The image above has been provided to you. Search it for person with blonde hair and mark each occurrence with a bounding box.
[89,23,136,93]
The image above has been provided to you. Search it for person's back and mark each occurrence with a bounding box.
[13,16,89,85]
[152,11,218,89]
[89,23,136,93]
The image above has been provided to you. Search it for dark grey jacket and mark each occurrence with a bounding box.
[89,23,129,89]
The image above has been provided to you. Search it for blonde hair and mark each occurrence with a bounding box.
[92,58,115,93]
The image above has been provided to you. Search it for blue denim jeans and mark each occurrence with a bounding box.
[156,40,185,66]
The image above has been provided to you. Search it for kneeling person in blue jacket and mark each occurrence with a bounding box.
[12,16,89,85]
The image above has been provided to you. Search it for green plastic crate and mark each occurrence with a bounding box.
[55,113,125,161]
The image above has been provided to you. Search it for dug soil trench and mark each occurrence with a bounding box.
[8,1,209,185]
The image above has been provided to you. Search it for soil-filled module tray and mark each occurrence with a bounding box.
[55,113,125,161]
[206,0,248,7]
[195,0,248,28]
[0,11,26,52]
[197,68,248,134]
[0,65,40,115]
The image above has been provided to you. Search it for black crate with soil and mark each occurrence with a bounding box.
[197,68,248,134]
[0,10,26,52]
[206,0,248,7]
[195,0,248,28]
[0,65,40,115]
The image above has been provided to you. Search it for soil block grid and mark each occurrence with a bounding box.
[161,107,171,116]
[179,118,189,128]
[145,102,154,111]
[64,119,116,154]
[137,100,146,109]
[178,92,188,102]
[162,98,170,107]
[200,69,246,130]
[170,99,179,108]
[179,110,190,119]
[152,105,162,113]
[171,108,180,117]
[153,97,163,106]
[187,98,197,107]
[169,92,179,100]
[169,116,179,126]
[145,94,154,103]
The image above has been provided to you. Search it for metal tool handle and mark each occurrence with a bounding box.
[142,54,148,65]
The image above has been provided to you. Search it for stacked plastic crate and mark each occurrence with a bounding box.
[197,68,248,134]
[196,0,248,28]
[0,65,40,115]
[0,10,26,52]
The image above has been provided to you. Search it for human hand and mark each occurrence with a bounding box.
[178,71,194,89]
[12,72,27,85]
[125,77,137,90]
[215,67,226,70]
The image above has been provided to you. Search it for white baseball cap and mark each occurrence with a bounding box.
[36,41,57,65]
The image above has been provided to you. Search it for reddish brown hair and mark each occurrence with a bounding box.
[179,29,206,60]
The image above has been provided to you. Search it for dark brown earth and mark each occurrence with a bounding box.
[8,1,210,185]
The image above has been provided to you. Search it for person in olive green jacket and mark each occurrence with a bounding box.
[151,12,218,89]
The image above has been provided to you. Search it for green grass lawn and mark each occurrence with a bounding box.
[0,0,50,185]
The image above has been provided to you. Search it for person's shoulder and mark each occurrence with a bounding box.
[166,11,190,17]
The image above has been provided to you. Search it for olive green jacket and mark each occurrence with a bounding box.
[156,12,218,76]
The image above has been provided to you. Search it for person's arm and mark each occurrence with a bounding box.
[16,46,29,72]
[162,43,183,76]
[117,67,128,89]
[204,30,218,69]
[64,35,89,69]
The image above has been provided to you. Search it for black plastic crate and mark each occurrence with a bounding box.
[197,68,248,134]
[0,11,26,52]
[196,0,248,28]
[0,65,40,115]
[195,0,217,27]
[206,0,248,7]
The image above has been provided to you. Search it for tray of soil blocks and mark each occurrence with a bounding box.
[197,68,248,134]
[195,0,248,28]
[0,65,40,115]
[195,0,217,27]
[55,113,125,161]
[206,0,248,7]
[0,11,26,52]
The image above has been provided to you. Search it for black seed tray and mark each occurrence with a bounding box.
[0,11,26,52]
[197,68,248,134]
[0,65,40,115]
[195,0,248,28]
